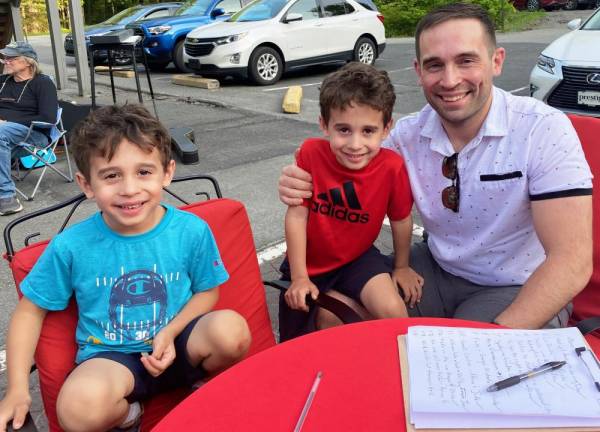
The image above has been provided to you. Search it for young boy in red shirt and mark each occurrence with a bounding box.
[281,62,423,339]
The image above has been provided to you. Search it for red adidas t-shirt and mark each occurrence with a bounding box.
[296,138,413,276]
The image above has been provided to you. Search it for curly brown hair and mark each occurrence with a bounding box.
[70,104,172,180]
[319,62,395,127]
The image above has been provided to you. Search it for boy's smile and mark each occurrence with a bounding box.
[320,103,392,171]
[76,139,176,235]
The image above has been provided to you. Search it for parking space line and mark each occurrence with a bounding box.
[509,85,529,94]
[263,82,322,92]
[0,349,5,373]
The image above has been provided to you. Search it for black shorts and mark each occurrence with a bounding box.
[278,246,392,341]
[83,315,206,402]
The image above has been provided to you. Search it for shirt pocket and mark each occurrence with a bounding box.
[477,170,525,192]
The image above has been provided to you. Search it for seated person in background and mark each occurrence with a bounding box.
[278,3,593,330]
[0,41,58,216]
[0,104,251,432]
[281,62,423,341]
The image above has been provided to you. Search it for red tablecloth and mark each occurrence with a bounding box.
[152,317,497,431]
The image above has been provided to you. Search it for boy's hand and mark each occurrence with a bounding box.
[141,329,176,377]
[0,390,32,432]
[285,277,319,312]
[392,267,424,308]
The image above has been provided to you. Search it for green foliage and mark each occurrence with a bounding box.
[376,0,525,37]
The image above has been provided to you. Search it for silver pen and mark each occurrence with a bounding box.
[487,361,566,392]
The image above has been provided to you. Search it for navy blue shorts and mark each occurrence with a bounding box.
[83,315,206,402]
[278,246,391,341]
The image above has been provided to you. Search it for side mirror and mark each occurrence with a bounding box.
[284,12,303,23]
[567,18,582,30]
[211,7,226,18]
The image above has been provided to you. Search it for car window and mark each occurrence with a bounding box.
[229,0,290,22]
[286,0,320,20]
[320,0,352,16]
[143,8,171,20]
[216,0,243,14]
[103,6,145,24]
[582,10,600,30]
[176,0,214,16]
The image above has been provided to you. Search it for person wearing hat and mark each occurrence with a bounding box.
[0,41,58,215]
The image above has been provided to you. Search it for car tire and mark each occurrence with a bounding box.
[174,40,193,73]
[353,37,376,65]
[564,0,578,10]
[248,46,283,85]
[526,0,539,10]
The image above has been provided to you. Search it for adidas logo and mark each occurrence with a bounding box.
[311,181,370,224]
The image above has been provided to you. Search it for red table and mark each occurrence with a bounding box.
[152,318,497,431]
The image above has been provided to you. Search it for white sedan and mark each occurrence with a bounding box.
[183,0,386,85]
[530,8,600,117]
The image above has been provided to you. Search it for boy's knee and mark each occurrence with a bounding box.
[208,310,252,358]
[57,376,117,431]
[374,297,408,319]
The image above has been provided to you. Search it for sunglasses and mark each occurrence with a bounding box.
[442,153,460,212]
[0,57,19,64]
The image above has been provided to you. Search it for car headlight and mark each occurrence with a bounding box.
[147,25,172,35]
[536,54,556,75]
[215,32,248,45]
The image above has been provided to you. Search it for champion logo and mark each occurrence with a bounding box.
[311,181,370,224]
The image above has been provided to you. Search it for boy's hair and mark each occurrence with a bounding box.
[415,2,497,60]
[319,62,395,127]
[70,104,172,180]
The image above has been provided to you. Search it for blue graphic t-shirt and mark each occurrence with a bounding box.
[20,205,229,363]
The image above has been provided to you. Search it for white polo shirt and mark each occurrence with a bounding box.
[385,87,593,286]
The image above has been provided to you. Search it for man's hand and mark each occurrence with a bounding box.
[285,277,319,312]
[392,267,424,308]
[0,389,32,432]
[141,329,176,377]
[278,164,313,206]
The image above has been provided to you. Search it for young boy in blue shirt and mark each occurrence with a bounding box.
[0,104,251,432]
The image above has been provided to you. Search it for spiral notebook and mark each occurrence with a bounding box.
[397,326,600,431]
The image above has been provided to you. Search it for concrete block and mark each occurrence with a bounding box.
[282,85,303,114]
[172,74,220,89]
[94,66,136,78]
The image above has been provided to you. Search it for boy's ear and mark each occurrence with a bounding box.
[75,172,95,199]
[318,116,329,136]
[161,159,176,187]
[383,118,393,138]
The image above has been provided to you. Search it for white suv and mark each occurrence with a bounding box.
[183,0,386,85]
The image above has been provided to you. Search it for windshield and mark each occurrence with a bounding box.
[229,0,289,22]
[176,0,213,15]
[582,10,600,30]
[103,6,144,25]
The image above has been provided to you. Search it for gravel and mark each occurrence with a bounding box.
[528,8,595,29]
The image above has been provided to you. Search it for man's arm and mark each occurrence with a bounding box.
[0,298,47,432]
[494,195,593,329]
[278,165,313,206]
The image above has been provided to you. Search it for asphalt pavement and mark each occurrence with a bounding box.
[0,24,577,431]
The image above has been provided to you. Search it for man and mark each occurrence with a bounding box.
[278,3,593,330]
[0,41,58,215]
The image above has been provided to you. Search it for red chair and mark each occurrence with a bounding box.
[3,176,276,431]
[568,114,600,353]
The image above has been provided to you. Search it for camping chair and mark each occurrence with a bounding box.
[2,174,353,432]
[567,114,600,353]
[11,107,73,201]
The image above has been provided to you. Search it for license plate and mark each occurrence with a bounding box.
[578,91,600,107]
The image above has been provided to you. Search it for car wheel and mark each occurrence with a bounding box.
[353,37,376,65]
[564,0,578,10]
[249,46,283,85]
[526,0,539,10]
[174,40,193,73]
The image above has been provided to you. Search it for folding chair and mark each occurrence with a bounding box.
[11,107,74,201]
[567,114,600,353]
[2,174,367,431]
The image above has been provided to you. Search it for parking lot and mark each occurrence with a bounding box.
[0,10,593,429]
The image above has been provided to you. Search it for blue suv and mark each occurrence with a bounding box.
[127,0,248,72]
